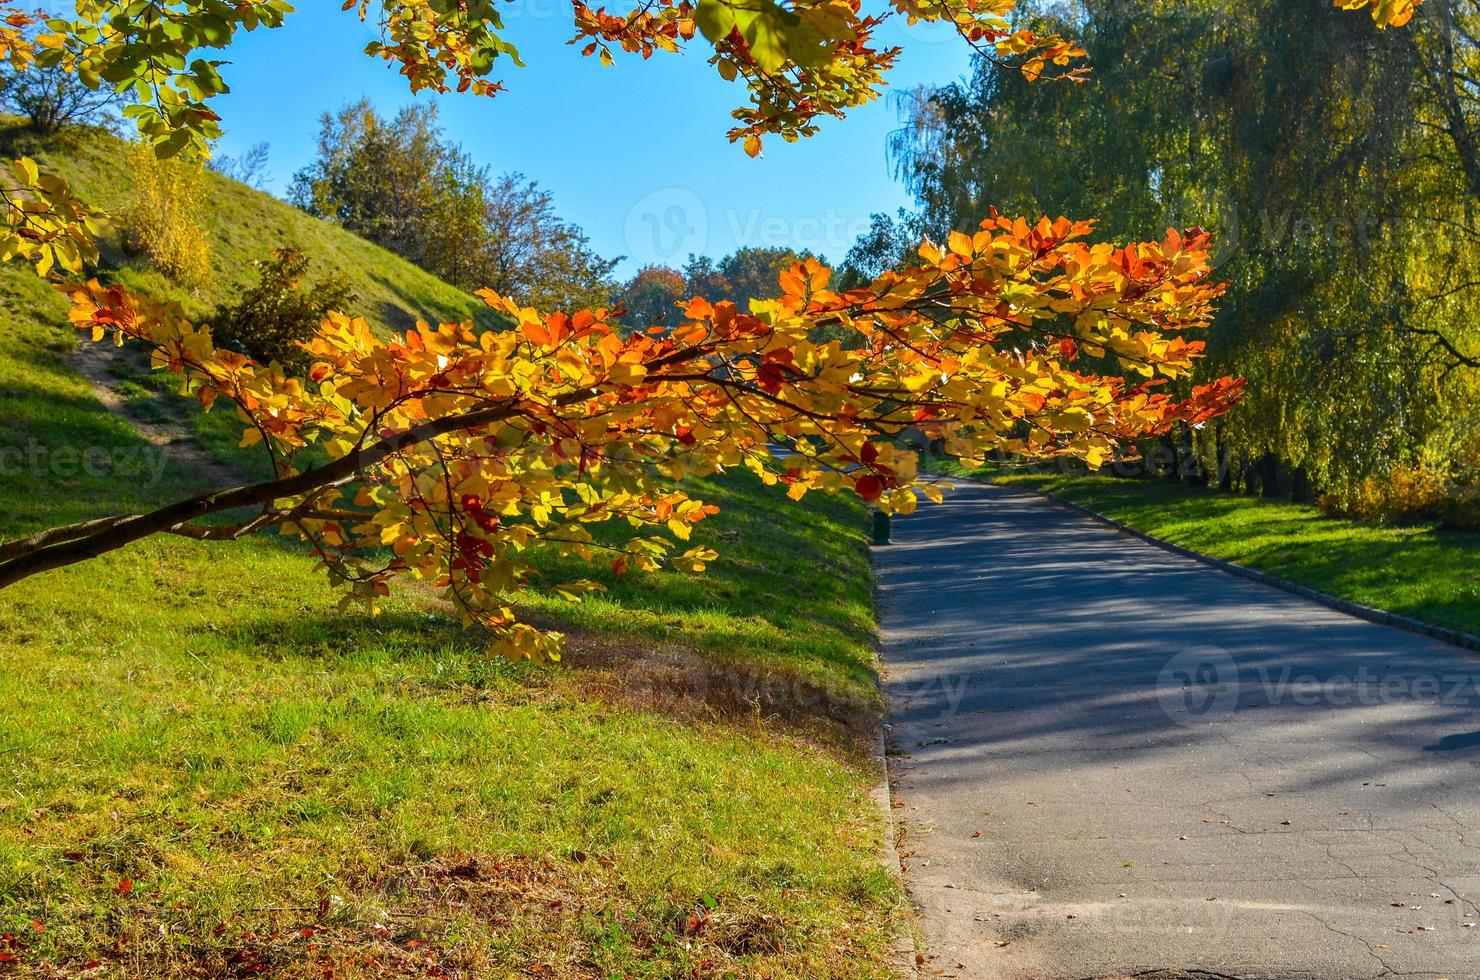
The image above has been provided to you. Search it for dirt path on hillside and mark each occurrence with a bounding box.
[71,341,243,488]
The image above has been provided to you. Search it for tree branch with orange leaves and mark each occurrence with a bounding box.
[1,215,1242,661]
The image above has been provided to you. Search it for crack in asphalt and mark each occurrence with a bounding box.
[1295,908,1398,978]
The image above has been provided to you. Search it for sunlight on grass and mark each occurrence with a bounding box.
[0,542,897,975]
[0,149,900,975]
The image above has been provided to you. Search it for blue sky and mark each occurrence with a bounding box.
[209,4,974,277]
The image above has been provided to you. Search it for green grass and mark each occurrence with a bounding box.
[962,466,1480,638]
[0,127,899,977]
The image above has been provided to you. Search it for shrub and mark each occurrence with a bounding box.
[121,141,211,288]
[1325,463,1450,523]
[1322,423,1480,530]
[211,246,354,374]
[1430,420,1480,530]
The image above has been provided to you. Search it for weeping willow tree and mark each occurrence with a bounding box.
[890,0,1480,522]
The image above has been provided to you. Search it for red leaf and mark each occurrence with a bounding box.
[114,878,133,895]
[855,474,884,501]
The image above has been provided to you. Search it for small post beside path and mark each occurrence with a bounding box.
[871,509,891,545]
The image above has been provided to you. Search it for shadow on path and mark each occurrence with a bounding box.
[877,480,1480,980]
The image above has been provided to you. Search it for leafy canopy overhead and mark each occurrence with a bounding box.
[0,0,1426,274]
[11,0,1419,160]
[14,219,1240,661]
[28,0,1086,160]
[0,0,1422,659]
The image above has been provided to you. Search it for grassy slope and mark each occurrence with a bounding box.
[0,118,507,479]
[974,468,1480,637]
[0,128,898,976]
[2,120,493,329]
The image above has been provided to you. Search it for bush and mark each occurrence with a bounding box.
[1321,421,1480,530]
[1320,435,1480,532]
[121,141,211,288]
[1324,463,1450,523]
[211,246,354,374]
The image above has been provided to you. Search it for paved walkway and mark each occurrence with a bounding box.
[875,480,1480,980]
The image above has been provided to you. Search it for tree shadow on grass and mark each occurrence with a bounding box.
[227,603,879,758]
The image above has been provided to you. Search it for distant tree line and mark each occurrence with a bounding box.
[291,100,618,314]
[614,246,821,330]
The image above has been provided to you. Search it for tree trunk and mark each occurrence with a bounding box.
[1290,467,1311,504]
[1260,453,1282,499]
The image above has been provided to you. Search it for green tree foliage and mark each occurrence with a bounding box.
[291,100,616,311]
[290,100,443,260]
[838,208,922,288]
[891,0,1480,520]
[211,245,355,375]
[615,264,687,328]
[682,246,815,307]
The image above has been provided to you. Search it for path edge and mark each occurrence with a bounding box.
[975,477,1480,655]
[866,554,921,978]
[871,724,920,977]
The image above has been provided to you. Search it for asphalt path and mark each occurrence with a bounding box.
[876,480,1480,980]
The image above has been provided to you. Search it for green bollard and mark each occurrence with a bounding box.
[871,509,892,545]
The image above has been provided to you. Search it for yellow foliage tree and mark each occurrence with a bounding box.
[3,220,1241,660]
[121,141,211,289]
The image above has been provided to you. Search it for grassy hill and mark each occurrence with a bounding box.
[0,124,900,976]
[0,119,494,331]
